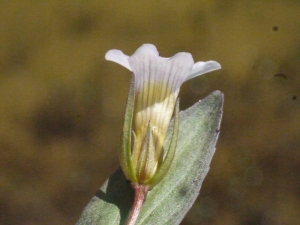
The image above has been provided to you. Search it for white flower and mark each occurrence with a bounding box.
[105,44,221,184]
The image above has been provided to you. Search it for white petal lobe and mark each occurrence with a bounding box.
[105,50,132,71]
[133,44,159,56]
[186,61,221,81]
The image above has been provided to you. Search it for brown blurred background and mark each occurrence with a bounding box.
[0,1,300,225]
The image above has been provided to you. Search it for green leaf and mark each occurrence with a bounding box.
[76,90,224,225]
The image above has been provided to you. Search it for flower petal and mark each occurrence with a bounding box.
[132,44,159,57]
[186,61,221,81]
[105,49,132,71]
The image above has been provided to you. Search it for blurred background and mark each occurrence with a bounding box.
[0,1,300,224]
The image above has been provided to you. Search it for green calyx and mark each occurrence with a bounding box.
[120,75,180,188]
[147,99,179,187]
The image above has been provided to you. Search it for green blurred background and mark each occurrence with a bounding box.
[1,1,300,224]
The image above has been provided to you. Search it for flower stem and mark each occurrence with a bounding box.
[126,184,148,225]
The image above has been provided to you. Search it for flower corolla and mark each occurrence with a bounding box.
[105,44,221,186]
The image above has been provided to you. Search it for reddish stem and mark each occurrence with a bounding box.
[126,184,148,225]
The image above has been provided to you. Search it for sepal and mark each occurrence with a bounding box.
[147,99,180,187]
[121,75,136,182]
